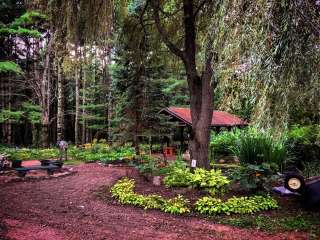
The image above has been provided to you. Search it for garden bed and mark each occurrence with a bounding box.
[99,168,320,237]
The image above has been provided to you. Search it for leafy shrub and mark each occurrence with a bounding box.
[110,178,190,214]
[2,147,59,161]
[164,167,230,195]
[194,195,278,215]
[140,144,162,153]
[285,125,320,170]
[230,163,279,192]
[302,161,320,178]
[190,168,230,195]
[162,195,190,214]
[163,167,192,187]
[134,155,159,175]
[210,129,241,156]
[69,145,135,163]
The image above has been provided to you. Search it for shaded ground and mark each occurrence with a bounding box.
[0,163,308,240]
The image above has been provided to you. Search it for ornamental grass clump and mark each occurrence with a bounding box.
[232,129,286,171]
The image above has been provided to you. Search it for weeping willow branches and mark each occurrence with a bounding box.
[213,0,320,130]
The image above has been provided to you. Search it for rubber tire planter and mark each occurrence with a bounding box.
[284,174,306,193]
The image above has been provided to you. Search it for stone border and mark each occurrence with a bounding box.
[0,167,77,184]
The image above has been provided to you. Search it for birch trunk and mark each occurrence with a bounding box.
[74,44,80,146]
[40,37,53,148]
[57,57,65,141]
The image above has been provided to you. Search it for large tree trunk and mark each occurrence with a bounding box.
[188,71,213,169]
[152,0,214,169]
[57,57,65,141]
[81,57,86,144]
[74,44,80,146]
[7,73,12,145]
[40,37,53,148]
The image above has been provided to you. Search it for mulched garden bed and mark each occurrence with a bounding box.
[99,166,320,238]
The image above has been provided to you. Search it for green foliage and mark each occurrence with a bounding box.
[0,109,24,123]
[110,178,190,214]
[0,11,46,38]
[164,167,230,196]
[232,129,286,172]
[220,213,320,237]
[21,102,41,124]
[0,26,41,37]
[163,167,191,187]
[285,125,320,169]
[0,61,22,74]
[191,168,230,195]
[9,11,47,27]
[230,164,279,192]
[134,155,159,175]
[302,161,320,178]
[210,129,241,156]
[162,195,190,214]
[195,195,278,215]
[68,144,135,163]
[2,147,59,161]
[214,0,319,129]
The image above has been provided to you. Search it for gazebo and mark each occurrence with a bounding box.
[160,107,248,152]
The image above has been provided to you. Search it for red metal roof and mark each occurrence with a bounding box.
[163,107,248,127]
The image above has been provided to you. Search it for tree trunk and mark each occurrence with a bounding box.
[7,73,12,145]
[40,36,53,148]
[152,0,214,169]
[75,44,80,146]
[81,61,86,144]
[57,57,65,141]
[188,71,213,169]
[32,124,38,147]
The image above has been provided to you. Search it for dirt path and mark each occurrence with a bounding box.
[0,164,307,240]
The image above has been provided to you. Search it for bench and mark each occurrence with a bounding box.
[14,165,59,177]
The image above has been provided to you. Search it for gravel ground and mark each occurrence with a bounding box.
[0,163,308,240]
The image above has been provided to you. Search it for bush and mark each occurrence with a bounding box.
[230,163,279,192]
[164,167,230,195]
[111,178,190,214]
[194,195,278,215]
[134,155,159,176]
[2,147,59,161]
[163,167,192,187]
[162,195,190,214]
[232,129,286,172]
[190,168,230,195]
[69,145,135,163]
[285,125,320,170]
[210,129,241,156]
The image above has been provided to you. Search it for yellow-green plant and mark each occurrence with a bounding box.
[195,195,278,215]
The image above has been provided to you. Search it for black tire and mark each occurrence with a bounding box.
[284,174,306,193]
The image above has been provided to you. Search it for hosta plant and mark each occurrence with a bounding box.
[164,167,230,195]
[195,195,278,215]
[111,178,190,214]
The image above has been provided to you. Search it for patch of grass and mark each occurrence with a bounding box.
[64,159,84,165]
[219,212,320,239]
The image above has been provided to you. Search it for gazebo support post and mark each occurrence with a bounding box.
[180,126,184,153]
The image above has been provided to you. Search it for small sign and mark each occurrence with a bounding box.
[191,159,197,168]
